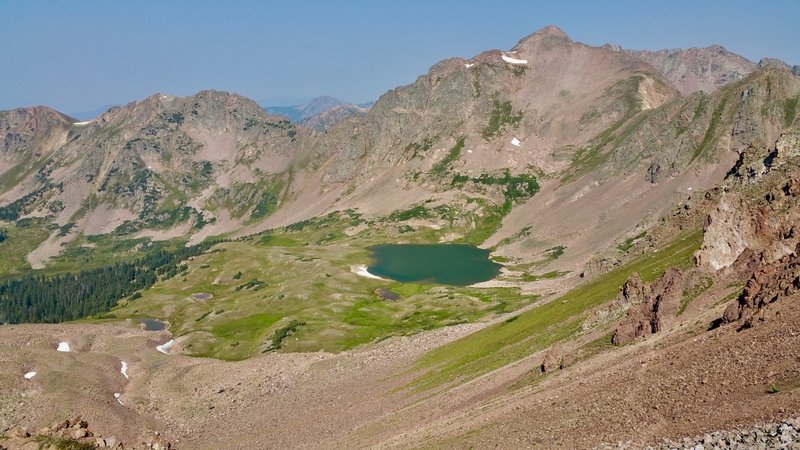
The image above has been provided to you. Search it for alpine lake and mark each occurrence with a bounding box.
[367,244,501,286]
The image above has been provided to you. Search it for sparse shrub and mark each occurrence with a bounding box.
[263,319,306,352]
[431,136,466,176]
[482,97,523,139]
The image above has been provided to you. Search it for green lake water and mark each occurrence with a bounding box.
[367,244,501,286]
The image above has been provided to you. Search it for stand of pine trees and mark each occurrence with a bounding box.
[0,241,215,324]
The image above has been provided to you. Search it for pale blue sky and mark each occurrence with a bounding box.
[1,0,798,114]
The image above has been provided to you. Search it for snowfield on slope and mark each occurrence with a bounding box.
[502,53,528,64]
[156,339,175,354]
[351,265,387,280]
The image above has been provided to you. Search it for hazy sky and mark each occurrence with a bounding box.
[1,0,798,114]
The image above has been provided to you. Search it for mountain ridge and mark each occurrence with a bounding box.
[1,26,797,272]
[1,25,800,449]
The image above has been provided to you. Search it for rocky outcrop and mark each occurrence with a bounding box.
[617,272,648,307]
[695,193,755,270]
[697,130,800,271]
[0,417,172,449]
[2,417,109,449]
[611,268,685,345]
[582,273,648,331]
[722,242,800,329]
[598,417,800,449]
[540,346,561,374]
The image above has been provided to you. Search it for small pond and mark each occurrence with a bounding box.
[140,318,167,331]
[367,244,501,286]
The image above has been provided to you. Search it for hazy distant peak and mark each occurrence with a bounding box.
[622,44,757,95]
[758,57,792,70]
[263,95,368,127]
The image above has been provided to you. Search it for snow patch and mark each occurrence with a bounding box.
[467,149,473,153]
[73,120,94,126]
[120,361,129,379]
[57,342,70,352]
[350,265,387,281]
[501,54,528,65]
[156,339,175,354]
[24,371,37,380]
[114,392,124,405]
[464,63,474,68]
[511,138,521,147]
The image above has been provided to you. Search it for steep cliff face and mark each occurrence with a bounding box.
[696,129,800,271]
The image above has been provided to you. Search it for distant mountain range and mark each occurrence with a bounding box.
[262,96,372,131]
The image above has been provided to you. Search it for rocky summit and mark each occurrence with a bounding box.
[1,24,799,449]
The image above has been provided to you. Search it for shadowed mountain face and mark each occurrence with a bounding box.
[1,25,798,269]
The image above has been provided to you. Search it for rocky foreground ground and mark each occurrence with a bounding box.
[599,418,800,449]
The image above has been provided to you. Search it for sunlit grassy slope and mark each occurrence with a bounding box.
[411,229,703,390]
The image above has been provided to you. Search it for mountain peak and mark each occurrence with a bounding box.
[516,25,571,46]
[537,25,570,38]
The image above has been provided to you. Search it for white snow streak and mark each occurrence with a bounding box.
[501,54,528,65]
[156,339,175,354]
[24,371,37,379]
[350,265,387,281]
[57,342,70,352]
[120,361,129,379]
[511,138,521,147]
